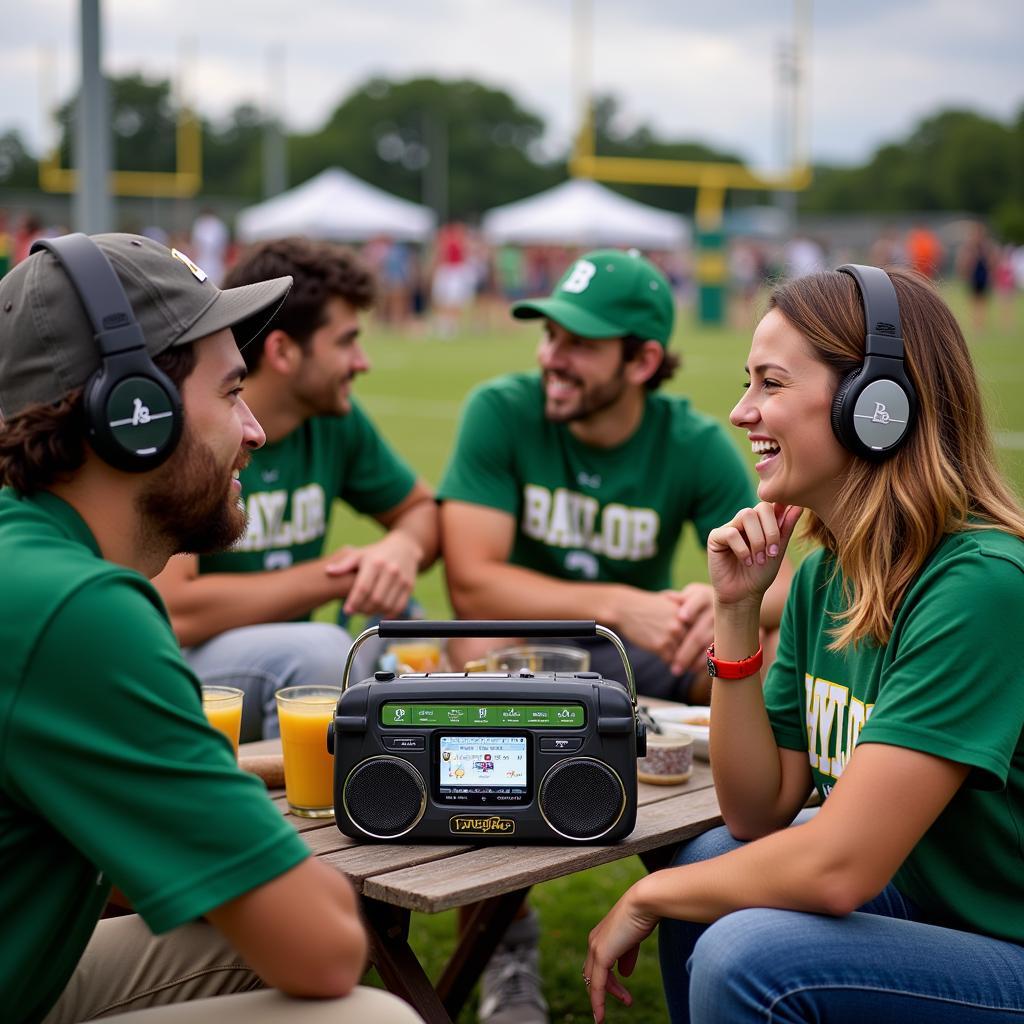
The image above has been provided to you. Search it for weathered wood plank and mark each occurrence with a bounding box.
[321,843,474,886]
[361,787,723,913]
[637,761,712,804]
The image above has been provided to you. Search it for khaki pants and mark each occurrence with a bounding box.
[43,915,422,1024]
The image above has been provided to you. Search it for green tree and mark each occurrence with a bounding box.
[203,103,267,200]
[288,76,561,221]
[56,73,177,174]
[52,74,269,199]
[801,107,1017,216]
[0,130,38,189]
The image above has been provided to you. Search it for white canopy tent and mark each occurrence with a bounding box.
[236,167,435,244]
[481,179,689,251]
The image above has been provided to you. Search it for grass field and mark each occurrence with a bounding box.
[326,287,1024,1023]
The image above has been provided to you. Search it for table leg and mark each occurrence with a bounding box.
[362,897,454,1024]
[437,887,531,1020]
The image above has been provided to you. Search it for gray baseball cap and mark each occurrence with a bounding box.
[0,232,292,418]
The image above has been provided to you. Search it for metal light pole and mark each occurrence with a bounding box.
[73,0,113,233]
[262,44,288,198]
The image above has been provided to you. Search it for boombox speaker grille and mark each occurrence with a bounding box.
[343,756,426,839]
[539,757,625,841]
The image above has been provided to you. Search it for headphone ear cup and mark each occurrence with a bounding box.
[83,357,183,472]
[830,369,860,453]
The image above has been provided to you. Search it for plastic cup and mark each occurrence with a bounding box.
[386,641,443,673]
[485,645,591,674]
[201,685,244,756]
[275,686,340,818]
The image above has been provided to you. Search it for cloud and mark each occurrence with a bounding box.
[0,0,1020,171]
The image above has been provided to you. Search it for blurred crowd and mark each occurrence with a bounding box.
[2,205,1021,337]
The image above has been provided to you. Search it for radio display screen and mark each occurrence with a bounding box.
[436,734,529,805]
[381,703,585,728]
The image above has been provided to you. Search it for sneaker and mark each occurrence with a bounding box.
[478,908,549,1024]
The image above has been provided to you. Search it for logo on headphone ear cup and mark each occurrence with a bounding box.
[830,364,915,460]
[85,357,183,472]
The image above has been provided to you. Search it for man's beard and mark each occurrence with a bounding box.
[294,363,356,419]
[137,429,248,556]
[543,367,628,424]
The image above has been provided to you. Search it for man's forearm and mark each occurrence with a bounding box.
[390,498,440,570]
[448,562,626,628]
[165,562,352,647]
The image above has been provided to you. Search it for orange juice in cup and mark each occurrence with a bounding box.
[386,641,442,674]
[201,686,244,755]
[275,686,340,818]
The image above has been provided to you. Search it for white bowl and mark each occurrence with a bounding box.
[648,705,710,760]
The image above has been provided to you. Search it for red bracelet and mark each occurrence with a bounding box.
[706,643,763,680]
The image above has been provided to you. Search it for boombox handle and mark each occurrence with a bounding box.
[340,619,637,707]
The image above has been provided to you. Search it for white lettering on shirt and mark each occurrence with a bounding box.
[520,484,659,563]
[804,674,873,780]
[236,485,327,552]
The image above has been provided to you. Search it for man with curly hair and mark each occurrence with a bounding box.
[154,237,439,741]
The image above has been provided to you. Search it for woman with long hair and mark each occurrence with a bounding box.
[582,266,1024,1023]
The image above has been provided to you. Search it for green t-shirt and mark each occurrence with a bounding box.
[0,491,310,1024]
[765,529,1024,943]
[198,401,417,580]
[438,373,756,590]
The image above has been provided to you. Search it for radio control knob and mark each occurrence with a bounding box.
[374,670,396,682]
[518,668,534,678]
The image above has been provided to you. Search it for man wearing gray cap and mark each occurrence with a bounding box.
[0,233,420,1024]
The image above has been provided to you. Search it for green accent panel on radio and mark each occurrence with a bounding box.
[381,703,586,728]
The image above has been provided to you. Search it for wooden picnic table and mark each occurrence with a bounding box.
[243,714,723,1024]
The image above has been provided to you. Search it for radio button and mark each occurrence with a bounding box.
[540,737,583,753]
[383,736,425,751]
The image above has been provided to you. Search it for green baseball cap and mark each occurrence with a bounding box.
[511,248,674,346]
[0,232,292,419]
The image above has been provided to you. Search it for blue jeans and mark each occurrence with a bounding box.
[659,818,1024,1023]
[184,622,381,742]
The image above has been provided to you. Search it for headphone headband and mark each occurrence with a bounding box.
[836,263,905,361]
[829,263,917,461]
[31,235,147,357]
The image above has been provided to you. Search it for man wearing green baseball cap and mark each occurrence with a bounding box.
[437,248,792,1022]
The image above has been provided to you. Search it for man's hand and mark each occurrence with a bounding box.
[668,582,715,676]
[325,531,423,618]
[612,589,688,664]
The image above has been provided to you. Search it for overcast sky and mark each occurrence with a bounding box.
[4,0,1022,172]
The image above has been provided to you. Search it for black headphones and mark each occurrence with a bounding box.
[31,233,183,472]
[830,264,918,461]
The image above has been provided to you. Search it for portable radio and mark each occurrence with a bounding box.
[329,620,646,843]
